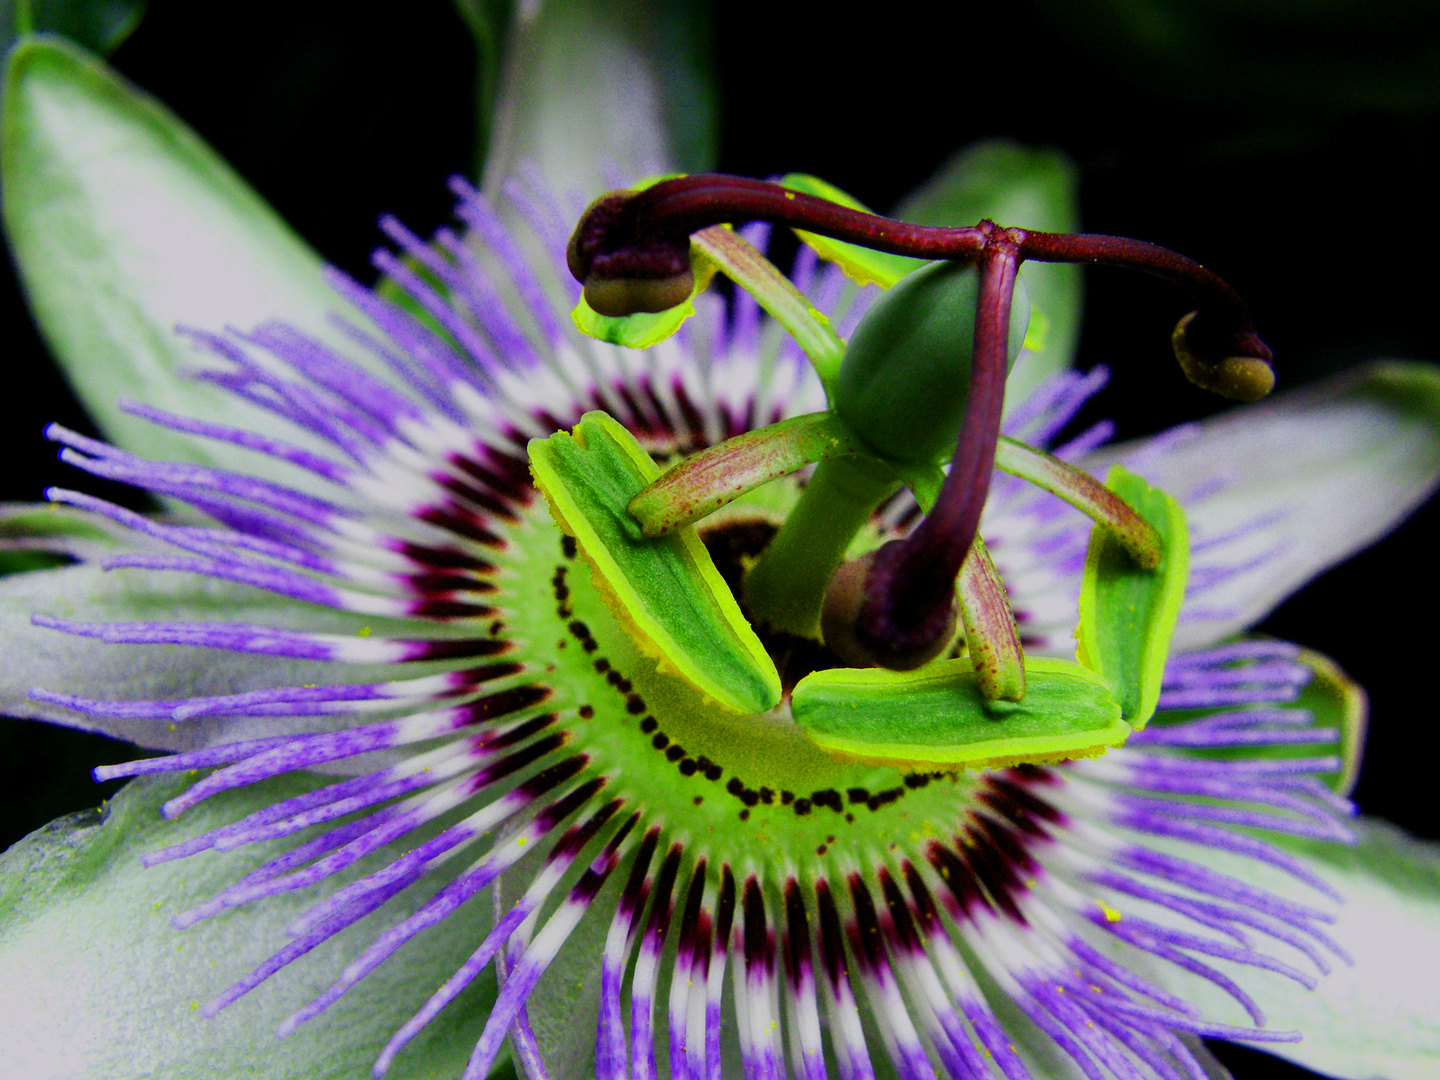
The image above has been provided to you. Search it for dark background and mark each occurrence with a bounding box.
[2,4,1437,1075]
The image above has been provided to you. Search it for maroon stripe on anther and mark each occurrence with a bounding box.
[504,751,588,803]
[446,662,524,691]
[983,774,1067,829]
[461,684,553,724]
[466,733,570,793]
[644,845,685,953]
[973,813,1043,874]
[677,859,709,964]
[715,866,737,952]
[902,861,946,935]
[405,572,497,595]
[549,797,624,863]
[574,814,640,905]
[407,597,496,619]
[433,472,519,522]
[670,382,710,448]
[960,826,1029,924]
[456,445,532,501]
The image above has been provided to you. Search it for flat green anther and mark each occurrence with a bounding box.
[529,411,781,716]
[1076,466,1189,729]
[792,656,1130,771]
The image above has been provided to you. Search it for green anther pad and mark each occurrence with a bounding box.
[1076,465,1190,729]
[528,411,781,716]
[791,656,1130,770]
[779,173,926,289]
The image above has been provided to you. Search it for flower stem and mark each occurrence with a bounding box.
[743,456,898,639]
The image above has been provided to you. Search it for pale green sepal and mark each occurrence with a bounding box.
[0,774,498,1080]
[954,536,1027,703]
[1302,647,1367,797]
[0,561,445,752]
[0,500,153,563]
[0,38,375,488]
[2,0,146,60]
[482,0,714,201]
[528,411,781,715]
[1087,361,1440,653]
[1076,465,1189,729]
[893,461,945,513]
[1149,643,1367,797]
[691,223,846,392]
[792,655,1129,770]
[1125,819,1440,1080]
[779,172,923,289]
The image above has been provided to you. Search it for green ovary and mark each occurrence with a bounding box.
[497,496,985,866]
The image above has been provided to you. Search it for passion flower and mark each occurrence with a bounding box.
[16,157,1394,1080]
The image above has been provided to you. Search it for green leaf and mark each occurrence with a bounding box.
[792,655,1130,770]
[0,561,444,752]
[0,773,499,1080]
[1086,361,1440,653]
[1077,465,1189,729]
[1115,818,1440,1080]
[1,0,145,62]
[779,172,922,289]
[528,410,781,716]
[1,37,380,487]
[894,140,1083,408]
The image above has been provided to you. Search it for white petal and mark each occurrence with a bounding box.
[1088,361,1440,651]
